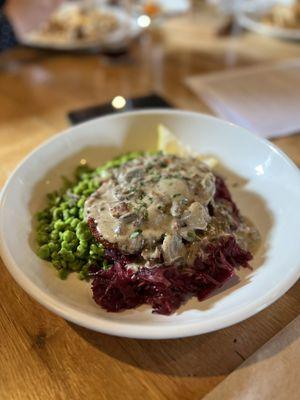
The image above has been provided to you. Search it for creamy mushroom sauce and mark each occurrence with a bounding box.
[84,154,259,268]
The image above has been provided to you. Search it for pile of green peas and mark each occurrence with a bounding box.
[36,152,144,280]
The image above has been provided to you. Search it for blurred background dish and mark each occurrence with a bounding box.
[139,0,191,17]
[20,1,142,51]
[237,0,300,41]
[263,0,300,29]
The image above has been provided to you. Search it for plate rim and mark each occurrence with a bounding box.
[1,109,300,339]
[237,10,300,40]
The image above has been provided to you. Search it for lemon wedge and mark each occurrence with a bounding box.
[157,124,218,169]
[158,124,190,157]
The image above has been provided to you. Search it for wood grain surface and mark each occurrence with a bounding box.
[0,10,300,400]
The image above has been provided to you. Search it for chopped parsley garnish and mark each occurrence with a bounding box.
[130,229,142,239]
[187,231,197,241]
[180,197,189,205]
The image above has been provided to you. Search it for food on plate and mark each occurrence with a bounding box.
[35,126,260,314]
[29,4,119,44]
[262,1,300,29]
[143,1,162,17]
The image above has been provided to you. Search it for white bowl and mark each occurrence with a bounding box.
[1,110,300,339]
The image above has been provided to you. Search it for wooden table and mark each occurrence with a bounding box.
[0,11,300,400]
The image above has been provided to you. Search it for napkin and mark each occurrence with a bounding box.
[203,316,300,400]
[186,59,300,138]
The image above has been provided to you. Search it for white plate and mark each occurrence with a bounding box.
[21,4,142,51]
[154,0,191,15]
[237,0,300,41]
[1,110,300,339]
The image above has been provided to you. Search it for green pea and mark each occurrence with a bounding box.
[79,230,91,241]
[51,251,59,260]
[88,180,97,190]
[70,218,80,228]
[73,186,82,195]
[44,225,53,234]
[69,207,78,216]
[78,271,86,280]
[61,202,69,210]
[78,209,84,219]
[90,244,98,253]
[37,233,49,245]
[37,245,51,260]
[76,221,86,233]
[79,238,89,246]
[63,210,70,220]
[59,268,69,280]
[76,244,87,257]
[50,230,59,241]
[53,208,63,220]
[97,245,104,256]
[81,181,89,190]
[102,260,111,270]
[64,217,74,226]
[48,242,59,252]
[78,264,90,280]
[37,221,48,231]
[104,161,115,169]
[69,261,82,272]
[54,197,61,205]
[62,230,75,242]
[59,248,75,262]
[83,189,94,197]
[37,210,50,221]
[52,260,61,269]
[95,166,104,174]
[89,243,104,257]
[54,220,65,231]
[69,238,79,249]
[61,241,71,250]
[77,198,85,208]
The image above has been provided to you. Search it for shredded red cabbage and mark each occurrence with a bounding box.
[91,235,252,315]
[214,175,240,218]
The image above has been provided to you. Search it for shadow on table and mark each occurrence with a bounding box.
[70,302,299,379]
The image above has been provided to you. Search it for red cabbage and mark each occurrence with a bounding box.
[91,235,252,315]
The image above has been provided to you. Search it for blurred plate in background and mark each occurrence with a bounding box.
[237,0,300,41]
[152,0,191,16]
[21,3,142,51]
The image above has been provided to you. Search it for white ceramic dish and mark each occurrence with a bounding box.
[237,0,300,41]
[1,110,300,339]
[21,4,142,51]
[154,0,191,15]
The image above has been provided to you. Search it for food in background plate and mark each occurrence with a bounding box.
[263,1,300,30]
[30,4,119,43]
[35,126,260,315]
[143,1,162,17]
